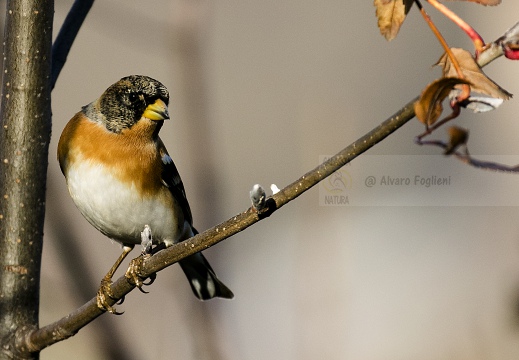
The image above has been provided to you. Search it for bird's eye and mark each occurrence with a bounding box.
[128,92,138,103]
[127,91,147,105]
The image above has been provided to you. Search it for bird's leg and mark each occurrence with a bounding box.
[125,225,155,292]
[97,244,134,314]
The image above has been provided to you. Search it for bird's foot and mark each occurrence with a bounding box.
[125,254,154,293]
[97,276,124,315]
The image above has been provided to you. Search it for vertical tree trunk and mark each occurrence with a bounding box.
[0,1,53,358]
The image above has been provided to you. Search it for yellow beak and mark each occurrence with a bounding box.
[143,98,169,121]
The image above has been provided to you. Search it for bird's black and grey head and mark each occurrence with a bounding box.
[83,75,170,133]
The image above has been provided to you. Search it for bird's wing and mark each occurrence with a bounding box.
[158,138,193,226]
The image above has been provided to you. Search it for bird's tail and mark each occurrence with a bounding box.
[179,252,234,300]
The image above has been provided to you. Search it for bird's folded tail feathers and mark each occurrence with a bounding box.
[179,252,234,300]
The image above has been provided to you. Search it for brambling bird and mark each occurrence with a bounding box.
[58,75,233,312]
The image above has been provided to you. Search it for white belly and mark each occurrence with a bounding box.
[65,159,180,245]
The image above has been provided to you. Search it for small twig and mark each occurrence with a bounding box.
[417,140,519,172]
[416,102,460,141]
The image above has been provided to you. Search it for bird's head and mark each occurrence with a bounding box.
[85,75,170,134]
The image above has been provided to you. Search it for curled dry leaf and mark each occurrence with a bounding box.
[444,0,501,5]
[374,0,413,41]
[415,77,471,126]
[437,48,512,100]
[445,126,469,155]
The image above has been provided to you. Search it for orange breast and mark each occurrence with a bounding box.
[58,113,165,197]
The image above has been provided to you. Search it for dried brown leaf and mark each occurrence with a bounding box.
[437,48,512,99]
[444,0,501,6]
[415,77,471,126]
[374,0,413,41]
[445,126,469,155]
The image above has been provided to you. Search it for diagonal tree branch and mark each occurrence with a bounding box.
[16,15,517,358]
[17,97,410,352]
[16,96,414,354]
[51,0,95,89]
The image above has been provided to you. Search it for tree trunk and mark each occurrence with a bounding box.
[0,0,53,358]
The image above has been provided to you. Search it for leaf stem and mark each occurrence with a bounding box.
[426,0,485,53]
[415,0,470,100]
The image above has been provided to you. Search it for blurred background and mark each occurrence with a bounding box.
[12,0,519,359]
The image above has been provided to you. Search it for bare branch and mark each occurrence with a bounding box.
[478,21,519,65]
[51,0,95,89]
[21,98,418,353]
